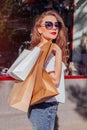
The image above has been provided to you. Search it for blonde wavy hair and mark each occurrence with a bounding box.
[30,10,68,64]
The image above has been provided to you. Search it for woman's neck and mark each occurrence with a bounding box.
[39,38,52,46]
[38,40,52,47]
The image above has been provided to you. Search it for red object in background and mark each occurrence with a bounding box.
[0,75,87,81]
[26,0,35,4]
[0,76,15,80]
[22,0,35,4]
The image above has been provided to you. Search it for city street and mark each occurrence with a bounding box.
[0,0,87,129]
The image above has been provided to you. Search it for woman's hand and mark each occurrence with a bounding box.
[51,44,62,56]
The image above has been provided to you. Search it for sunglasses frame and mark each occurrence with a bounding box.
[41,21,62,30]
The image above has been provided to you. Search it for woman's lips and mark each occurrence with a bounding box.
[50,32,56,35]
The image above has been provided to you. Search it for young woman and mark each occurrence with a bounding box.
[27,10,67,130]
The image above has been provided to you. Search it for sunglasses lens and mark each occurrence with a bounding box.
[45,21,62,30]
[45,21,53,30]
[55,22,62,28]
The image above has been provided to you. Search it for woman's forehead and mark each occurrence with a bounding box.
[42,15,57,22]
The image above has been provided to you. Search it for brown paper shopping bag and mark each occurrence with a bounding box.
[8,63,38,112]
[30,42,59,105]
[30,69,59,105]
[8,42,59,111]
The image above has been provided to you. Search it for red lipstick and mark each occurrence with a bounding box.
[50,32,56,35]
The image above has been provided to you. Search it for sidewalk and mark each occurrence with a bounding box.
[0,78,87,130]
[58,78,87,130]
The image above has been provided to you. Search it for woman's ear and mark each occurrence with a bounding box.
[37,27,42,34]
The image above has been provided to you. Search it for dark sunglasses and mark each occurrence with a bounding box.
[41,21,62,30]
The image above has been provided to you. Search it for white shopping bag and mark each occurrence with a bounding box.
[7,47,41,81]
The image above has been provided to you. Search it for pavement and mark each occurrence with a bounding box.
[0,78,87,130]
